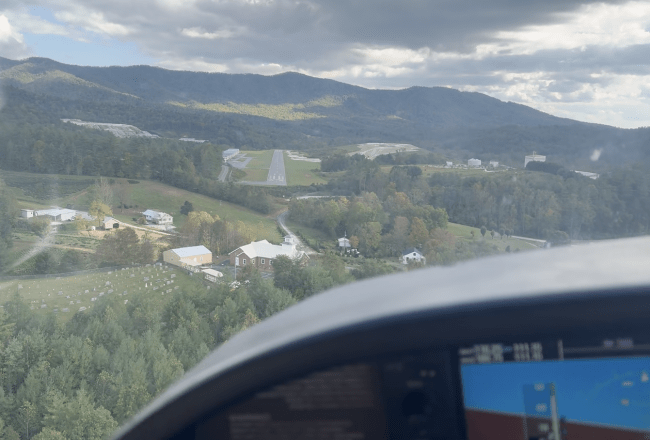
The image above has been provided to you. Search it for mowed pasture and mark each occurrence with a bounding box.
[0,264,204,322]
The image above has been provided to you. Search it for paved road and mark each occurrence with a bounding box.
[277,210,316,255]
[217,165,230,182]
[266,150,287,186]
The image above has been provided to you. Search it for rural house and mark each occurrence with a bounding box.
[163,245,212,268]
[229,236,305,270]
[402,248,426,265]
[143,209,173,225]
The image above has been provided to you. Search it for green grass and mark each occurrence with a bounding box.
[242,168,270,182]
[120,179,280,237]
[284,157,327,186]
[0,265,201,322]
[168,101,325,121]
[0,170,97,206]
[446,222,539,252]
[1,171,282,243]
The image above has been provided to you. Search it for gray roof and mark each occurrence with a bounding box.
[402,247,422,256]
[171,245,211,258]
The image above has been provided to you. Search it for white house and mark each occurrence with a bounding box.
[489,161,499,167]
[20,209,34,218]
[202,268,223,283]
[468,158,482,167]
[524,153,546,168]
[143,209,173,225]
[445,161,453,168]
[337,236,351,249]
[402,248,426,265]
[222,148,240,161]
[229,236,305,270]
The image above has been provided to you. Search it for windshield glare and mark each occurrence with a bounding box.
[0,0,647,438]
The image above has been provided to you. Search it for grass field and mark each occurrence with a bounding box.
[284,158,327,186]
[447,222,539,252]
[0,265,205,322]
[1,171,281,241]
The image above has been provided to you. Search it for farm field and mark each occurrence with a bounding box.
[0,171,282,241]
[0,264,208,322]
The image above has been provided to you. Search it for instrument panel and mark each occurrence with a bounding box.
[199,334,650,440]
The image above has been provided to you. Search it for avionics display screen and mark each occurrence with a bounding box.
[459,338,650,440]
[199,363,389,440]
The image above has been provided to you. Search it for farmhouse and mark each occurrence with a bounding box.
[467,158,481,167]
[337,235,351,249]
[163,245,212,268]
[229,236,305,270]
[21,209,34,218]
[143,209,173,225]
[402,248,426,265]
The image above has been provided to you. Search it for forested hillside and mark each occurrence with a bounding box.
[2,56,650,167]
[0,273,298,440]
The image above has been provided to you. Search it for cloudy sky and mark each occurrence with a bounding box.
[1,0,649,128]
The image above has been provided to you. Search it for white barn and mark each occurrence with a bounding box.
[34,208,76,221]
[468,158,482,167]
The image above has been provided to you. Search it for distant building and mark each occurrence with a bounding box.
[446,161,453,167]
[34,208,76,221]
[143,209,173,225]
[21,209,34,218]
[223,148,240,161]
[402,248,426,265]
[468,158,482,167]
[202,268,223,283]
[574,170,600,180]
[163,245,212,268]
[229,236,305,270]
[102,217,120,230]
[337,235,351,249]
[525,153,546,168]
[489,161,499,167]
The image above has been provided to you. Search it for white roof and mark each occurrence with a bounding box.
[171,245,211,258]
[143,209,171,218]
[202,269,223,277]
[230,240,302,260]
[35,208,76,217]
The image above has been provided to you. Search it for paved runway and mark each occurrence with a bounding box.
[265,150,287,186]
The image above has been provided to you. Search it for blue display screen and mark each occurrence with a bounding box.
[461,357,650,432]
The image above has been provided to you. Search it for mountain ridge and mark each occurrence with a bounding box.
[1,56,647,168]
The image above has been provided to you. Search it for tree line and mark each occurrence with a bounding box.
[0,272,297,440]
